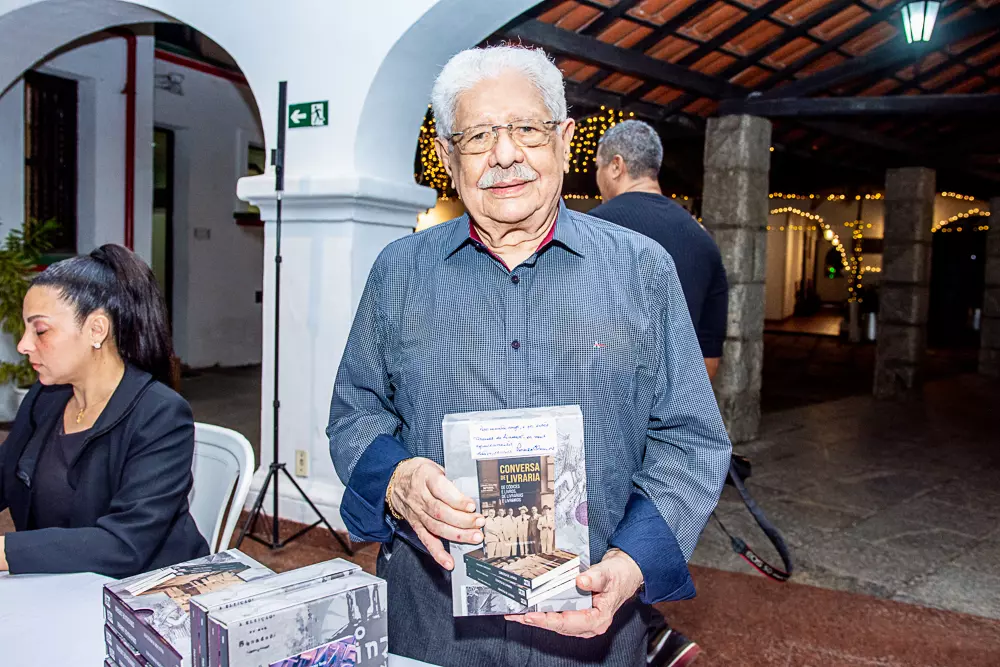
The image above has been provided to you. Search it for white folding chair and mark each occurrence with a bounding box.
[189,423,256,553]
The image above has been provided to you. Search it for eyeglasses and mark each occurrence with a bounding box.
[450,119,560,155]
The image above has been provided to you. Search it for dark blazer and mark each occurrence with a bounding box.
[0,364,209,577]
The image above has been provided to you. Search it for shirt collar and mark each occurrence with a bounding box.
[444,200,585,260]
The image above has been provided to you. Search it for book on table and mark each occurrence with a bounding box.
[102,549,273,667]
[191,558,360,667]
[442,405,593,617]
[206,570,387,667]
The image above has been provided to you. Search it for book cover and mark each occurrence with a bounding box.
[442,405,592,617]
[269,637,357,667]
[106,623,148,667]
[103,550,273,667]
[192,559,360,667]
[210,571,387,667]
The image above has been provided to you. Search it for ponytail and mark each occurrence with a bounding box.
[32,244,174,382]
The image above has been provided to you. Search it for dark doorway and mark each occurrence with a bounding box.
[929,224,987,348]
[24,70,77,254]
[152,127,175,322]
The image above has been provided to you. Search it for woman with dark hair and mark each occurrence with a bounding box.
[0,244,208,577]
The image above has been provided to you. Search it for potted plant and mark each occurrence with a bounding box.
[0,219,58,409]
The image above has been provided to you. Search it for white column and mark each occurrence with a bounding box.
[240,175,435,528]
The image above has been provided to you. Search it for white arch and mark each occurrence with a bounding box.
[0,0,171,96]
[354,0,542,184]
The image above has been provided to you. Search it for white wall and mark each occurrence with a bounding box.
[0,80,24,417]
[0,80,23,243]
[766,225,788,320]
[765,213,807,321]
[153,54,264,368]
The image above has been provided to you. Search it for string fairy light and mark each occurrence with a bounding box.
[931,208,990,233]
[568,106,628,174]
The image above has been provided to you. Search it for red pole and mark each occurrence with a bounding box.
[110,28,136,250]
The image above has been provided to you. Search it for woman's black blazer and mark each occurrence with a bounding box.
[0,364,209,576]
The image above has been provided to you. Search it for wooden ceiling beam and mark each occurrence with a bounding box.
[505,19,745,99]
[759,5,1000,99]
[719,93,1000,116]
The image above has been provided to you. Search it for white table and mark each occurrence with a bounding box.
[0,572,432,666]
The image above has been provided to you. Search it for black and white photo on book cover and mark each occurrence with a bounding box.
[442,405,592,617]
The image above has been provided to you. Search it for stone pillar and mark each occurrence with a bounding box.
[980,197,1000,376]
[701,115,771,444]
[875,167,935,398]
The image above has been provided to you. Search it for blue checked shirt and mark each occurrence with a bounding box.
[328,203,732,604]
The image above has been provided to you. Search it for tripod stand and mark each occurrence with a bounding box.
[236,81,351,555]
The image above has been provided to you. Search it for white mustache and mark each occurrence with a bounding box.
[478,164,539,189]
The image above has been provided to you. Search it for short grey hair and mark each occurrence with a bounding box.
[431,45,567,139]
[597,120,663,178]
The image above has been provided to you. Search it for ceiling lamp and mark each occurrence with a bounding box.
[900,1,940,43]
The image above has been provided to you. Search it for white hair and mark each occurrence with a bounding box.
[431,45,568,140]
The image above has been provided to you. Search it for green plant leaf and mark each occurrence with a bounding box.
[0,218,59,381]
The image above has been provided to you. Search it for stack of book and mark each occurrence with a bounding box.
[103,550,273,667]
[101,550,388,667]
[462,548,582,607]
[442,405,593,616]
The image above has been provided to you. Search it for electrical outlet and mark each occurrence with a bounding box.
[295,449,309,477]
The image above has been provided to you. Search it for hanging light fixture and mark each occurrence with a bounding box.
[900,1,940,43]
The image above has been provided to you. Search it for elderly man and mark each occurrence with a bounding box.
[328,45,731,667]
[589,120,729,381]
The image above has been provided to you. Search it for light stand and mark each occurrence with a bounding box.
[237,81,352,554]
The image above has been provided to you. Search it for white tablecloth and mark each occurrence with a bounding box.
[0,571,432,666]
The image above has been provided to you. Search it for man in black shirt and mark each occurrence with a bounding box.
[589,120,728,380]
[589,120,728,666]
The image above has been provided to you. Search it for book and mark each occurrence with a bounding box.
[208,571,387,667]
[269,637,357,667]
[191,559,360,667]
[462,548,581,590]
[442,405,592,616]
[106,623,148,667]
[462,563,580,606]
[103,550,273,667]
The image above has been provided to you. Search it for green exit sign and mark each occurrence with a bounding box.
[288,101,329,128]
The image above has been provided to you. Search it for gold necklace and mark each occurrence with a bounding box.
[74,391,114,425]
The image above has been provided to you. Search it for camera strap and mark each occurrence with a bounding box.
[712,461,793,582]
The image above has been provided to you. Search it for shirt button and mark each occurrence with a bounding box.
[511,274,520,284]
[511,340,521,350]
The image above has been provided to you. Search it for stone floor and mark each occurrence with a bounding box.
[181,364,263,462]
[694,372,1000,621]
[760,332,977,412]
[765,311,844,337]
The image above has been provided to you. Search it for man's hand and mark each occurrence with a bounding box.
[505,548,643,638]
[390,457,484,570]
[0,535,7,572]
